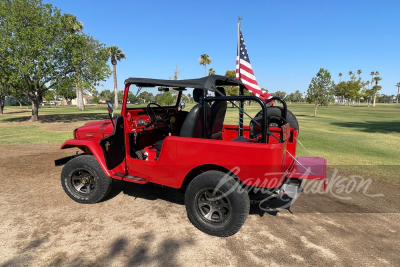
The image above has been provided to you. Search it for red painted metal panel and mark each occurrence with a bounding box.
[60,140,125,177]
[287,156,327,180]
[126,135,288,189]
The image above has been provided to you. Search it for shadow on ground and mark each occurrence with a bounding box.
[2,113,110,123]
[104,180,185,205]
[2,110,31,115]
[1,233,194,267]
[105,180,281,217]
[331,120,400,133]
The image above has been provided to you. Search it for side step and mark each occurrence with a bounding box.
[111,173,148,184]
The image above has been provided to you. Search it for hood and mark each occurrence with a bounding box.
[75,119,114,140]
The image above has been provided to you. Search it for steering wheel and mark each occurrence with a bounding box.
[146,103,171,130]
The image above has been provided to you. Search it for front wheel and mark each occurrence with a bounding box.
[185,171,250,237]
[61,155,112,204]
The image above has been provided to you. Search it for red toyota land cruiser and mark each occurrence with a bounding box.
[55,75,327,236]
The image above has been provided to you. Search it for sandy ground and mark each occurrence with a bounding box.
[0,143,399,267]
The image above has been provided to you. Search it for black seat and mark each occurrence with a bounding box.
[154,88,210,160]
[208,87,227,139]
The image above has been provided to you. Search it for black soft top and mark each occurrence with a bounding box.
[124,75,244,92]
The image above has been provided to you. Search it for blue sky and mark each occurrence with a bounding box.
[45,0,400,96]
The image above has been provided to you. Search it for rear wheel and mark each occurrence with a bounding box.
[256,106,299,133]
[61,155,112,204]
[185,171,250,237]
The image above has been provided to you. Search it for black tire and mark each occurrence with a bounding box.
[185,171,250,237]
[61,155,112,204]
[256,106,299,133]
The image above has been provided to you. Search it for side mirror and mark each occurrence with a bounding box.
[180,101,185,110]
[107,102,114,114]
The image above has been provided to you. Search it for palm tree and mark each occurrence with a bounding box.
[372,76,382,107]
[370,71,375,89]
[396,82,400,104]
[348,71,354,80]
[339,73,342,82]
[208,68,216,76]
[357,69,362,79]
[199,54,212,76]
[108,46,126,109]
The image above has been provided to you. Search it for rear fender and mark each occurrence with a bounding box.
[59,139,113,177]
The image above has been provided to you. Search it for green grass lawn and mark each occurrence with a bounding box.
[1,103,399,180]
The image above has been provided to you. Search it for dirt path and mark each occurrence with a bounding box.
[0,144,399,266]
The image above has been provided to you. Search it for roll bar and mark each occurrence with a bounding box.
[201,95,268,143]
[200,94,288,144]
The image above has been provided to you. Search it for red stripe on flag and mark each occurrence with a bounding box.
[239,64,255,76]
[240,73,259,85]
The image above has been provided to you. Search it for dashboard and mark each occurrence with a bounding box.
[125,110,177,133]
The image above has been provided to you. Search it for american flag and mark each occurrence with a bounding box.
[236,30,272,104]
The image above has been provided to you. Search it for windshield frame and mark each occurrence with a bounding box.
[124,84,182,110]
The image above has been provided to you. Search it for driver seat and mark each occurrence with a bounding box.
[208,87,227,139]
[154,88,210,160]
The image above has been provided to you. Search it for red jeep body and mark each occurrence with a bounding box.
[56,75,326,236]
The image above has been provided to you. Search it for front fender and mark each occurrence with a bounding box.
[60,139,112,177]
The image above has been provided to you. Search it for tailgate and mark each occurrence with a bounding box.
[287,156,327,181]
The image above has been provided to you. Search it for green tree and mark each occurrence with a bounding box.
[187,93,192,103]
[100,89,114,103]
[156,91,174,106]
[273,91,286,99]
[93,96,100,104]
[395,82,400,104]
[199,54,212,76]
[53,77,76,105]
[0,0,110,120]
[338,73,342,82]
[108,46,126,109]
[137,91,154,104]
[293,90,303,102]
[223,70,239,96]
[307,68,334,116]
[357,69,362,79]
[44,90,55,105]
[334,81,346,105]
[69,33,111,111]
[208,68,216,76]
[181,94,189,103]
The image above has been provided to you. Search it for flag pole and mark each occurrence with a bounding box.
[237,17,243,137]
[237,16,242,80]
